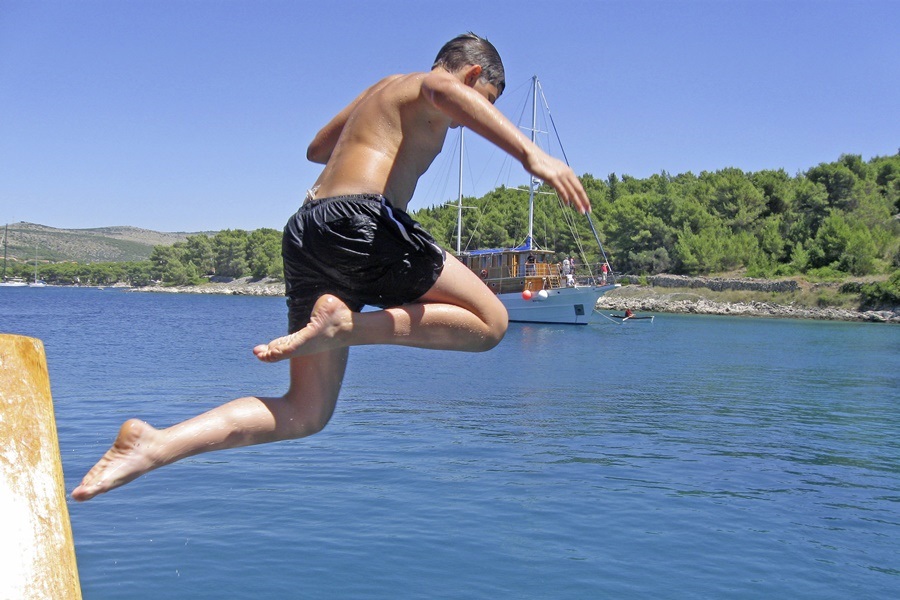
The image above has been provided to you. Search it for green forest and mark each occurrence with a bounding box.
[8,153,900,304]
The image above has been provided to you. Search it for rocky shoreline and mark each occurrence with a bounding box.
[134,277,285,297]
[596,290,899,323]
[599,274,898,323]
[132,276,899,324]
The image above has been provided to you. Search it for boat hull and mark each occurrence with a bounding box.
[500,284,619,324]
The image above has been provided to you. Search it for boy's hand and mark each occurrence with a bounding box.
[524,151,591,214]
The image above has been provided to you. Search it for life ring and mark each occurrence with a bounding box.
[480,269,488,279]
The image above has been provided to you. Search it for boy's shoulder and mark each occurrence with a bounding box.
[363,71,447,116]
[374,69,462,97]
[361,72,429,104]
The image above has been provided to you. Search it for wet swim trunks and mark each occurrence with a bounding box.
[282,194,446,332]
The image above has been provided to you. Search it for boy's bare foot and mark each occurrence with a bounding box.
[253,294,354,362]
[72,419,161,502]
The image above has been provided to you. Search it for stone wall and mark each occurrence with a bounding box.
[619,274,800,293]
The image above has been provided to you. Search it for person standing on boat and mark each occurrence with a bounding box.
[73,33,591,501]
[526,253,536,275]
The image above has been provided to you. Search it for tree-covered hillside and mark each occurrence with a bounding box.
[3,228,282,286]
[1,223,199,263]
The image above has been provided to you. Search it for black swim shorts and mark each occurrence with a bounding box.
[282,194,446,332]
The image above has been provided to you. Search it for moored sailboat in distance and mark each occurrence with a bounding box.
[454,76,618,324]
[29,246,47,287]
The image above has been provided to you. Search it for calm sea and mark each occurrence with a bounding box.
[2,287,898,599]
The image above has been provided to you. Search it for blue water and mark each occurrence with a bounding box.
[2,287,899,599]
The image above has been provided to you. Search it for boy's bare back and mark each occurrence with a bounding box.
[308,72,457,212]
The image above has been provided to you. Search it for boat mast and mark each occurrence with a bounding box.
[457,129,464,254]
[527,76,538,251]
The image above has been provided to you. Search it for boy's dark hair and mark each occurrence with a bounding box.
[432,33,505,96]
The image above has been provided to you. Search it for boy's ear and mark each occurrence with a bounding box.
[463,65,483,87]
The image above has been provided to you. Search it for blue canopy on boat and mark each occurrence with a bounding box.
[460,236,553,256]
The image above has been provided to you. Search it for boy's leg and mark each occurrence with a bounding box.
[253,254,508,362]
[71,348,349,501]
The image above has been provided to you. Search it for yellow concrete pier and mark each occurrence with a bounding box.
[0,333,82,599]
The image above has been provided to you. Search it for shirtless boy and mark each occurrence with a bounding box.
[72,33,590,501]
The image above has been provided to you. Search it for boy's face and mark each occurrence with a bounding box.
[459,64,499,105]
[474,79,500,105]
[448,65,501,129]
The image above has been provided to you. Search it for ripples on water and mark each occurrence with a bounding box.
[2,288,898,599]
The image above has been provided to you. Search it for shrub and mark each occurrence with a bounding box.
[806,266,846,282]
[859,270,900,309]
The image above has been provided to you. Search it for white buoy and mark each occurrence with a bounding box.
[537,290,549,301]
[0,334,82,600]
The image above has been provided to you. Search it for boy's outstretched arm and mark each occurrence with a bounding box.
[422,68,591,214]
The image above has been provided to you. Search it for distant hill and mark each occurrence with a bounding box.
[1,222,212,264]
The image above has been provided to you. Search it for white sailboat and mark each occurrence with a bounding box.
[29,246,46,287]
[454,76,619,324]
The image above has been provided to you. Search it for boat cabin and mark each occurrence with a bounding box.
[458,246,564,295]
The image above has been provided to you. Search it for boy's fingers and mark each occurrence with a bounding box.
[558,176,590,214]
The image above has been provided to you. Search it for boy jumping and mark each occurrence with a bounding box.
[72,33,590,501]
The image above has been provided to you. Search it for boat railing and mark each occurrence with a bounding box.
[523,262,555,277]
[576,262,617,287]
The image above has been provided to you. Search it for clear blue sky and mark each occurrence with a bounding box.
[1,0,897,232]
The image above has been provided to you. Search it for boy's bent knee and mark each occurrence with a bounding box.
[287,409,332,438]
[300,401,335,436]
[304,414,332,436]
[478,312,508,351]
[280,392,336,438]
